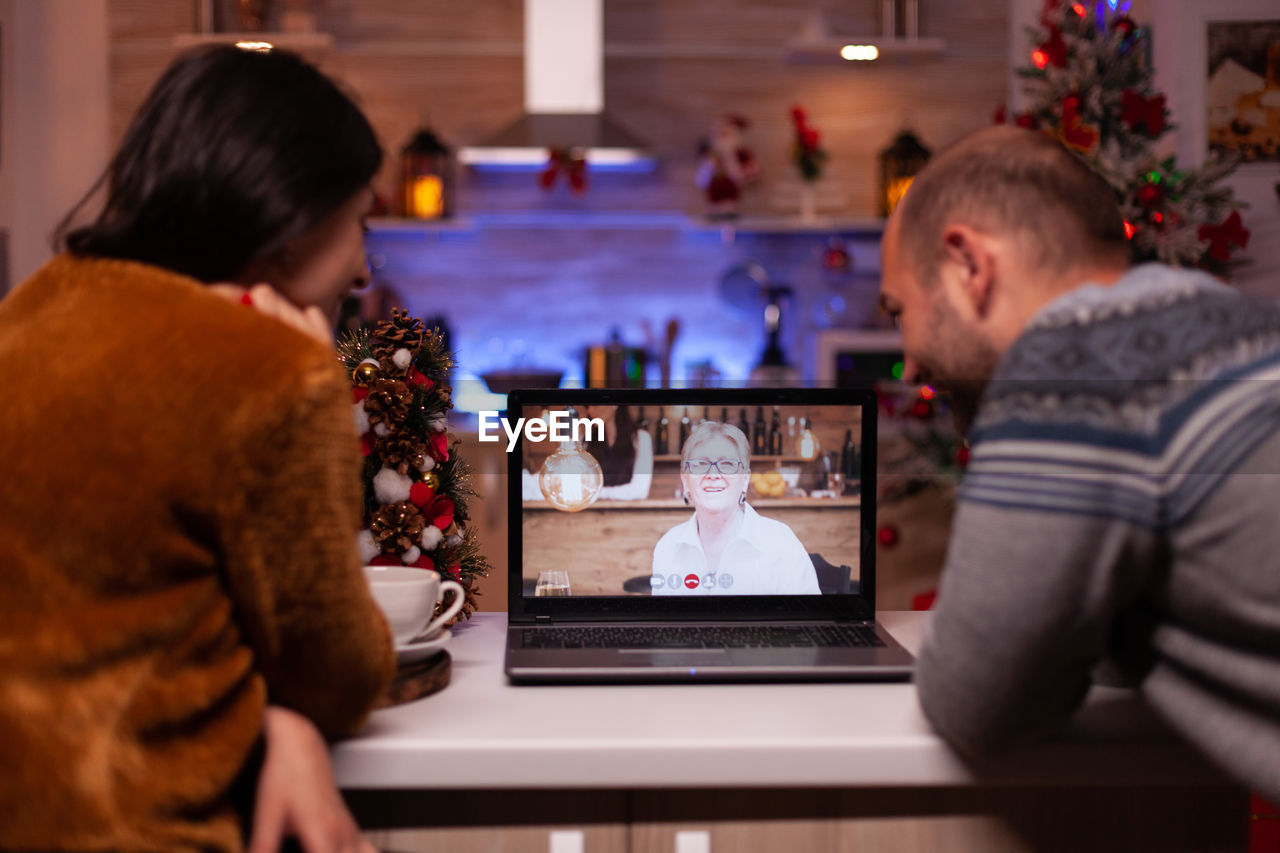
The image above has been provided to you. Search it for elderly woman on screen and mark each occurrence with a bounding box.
[651,421,819,595]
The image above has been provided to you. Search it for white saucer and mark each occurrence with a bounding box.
[395,629,451,665]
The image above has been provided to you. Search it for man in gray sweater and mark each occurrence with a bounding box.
[880,125,1280,803]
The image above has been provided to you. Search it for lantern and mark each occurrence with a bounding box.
[400,129,454,219]
[879,130,931,217]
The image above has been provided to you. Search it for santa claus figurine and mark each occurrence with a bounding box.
[695,114,759,219]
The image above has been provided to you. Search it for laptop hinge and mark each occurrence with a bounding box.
[534,614,552,624]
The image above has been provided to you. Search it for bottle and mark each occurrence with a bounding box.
[636,407,649,432]
[752,406,768,456]
[769,407,783,456]
[720,407,730,426]
[738,408,751,439]
[678,407,692,451]
[840,429,858,479]
[656,409,669,455]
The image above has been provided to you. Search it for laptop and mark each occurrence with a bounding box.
[503,387,914,683]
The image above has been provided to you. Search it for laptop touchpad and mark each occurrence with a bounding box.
[622,650,729,667]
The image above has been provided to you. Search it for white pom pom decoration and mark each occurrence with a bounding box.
[418,455,436,472]
[392,348,412,370]
[401,546,421,564]
[373,422,389,437]
[373,467,413,504]
[353,401,370,435]
[446,533,464,548]
[420,526,443,551]
[428,416,448,433]
[356,530,379,564]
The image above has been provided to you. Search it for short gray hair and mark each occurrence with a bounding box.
[681,421,751,471]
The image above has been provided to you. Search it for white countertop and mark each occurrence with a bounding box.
[332,612,1228,791]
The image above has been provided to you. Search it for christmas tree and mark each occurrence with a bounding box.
[339,309,491,620]
[1003,0,1250,276]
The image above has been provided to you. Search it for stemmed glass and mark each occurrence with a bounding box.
[535,570,572,597]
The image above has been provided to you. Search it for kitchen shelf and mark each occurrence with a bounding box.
[367,213,886,236]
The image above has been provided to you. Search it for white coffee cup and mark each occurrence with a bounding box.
[364,566,465,646]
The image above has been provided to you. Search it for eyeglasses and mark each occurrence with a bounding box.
[684,457,746,475]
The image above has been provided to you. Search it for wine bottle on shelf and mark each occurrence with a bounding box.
[636,406,649,432]
[655,409,669,455]
[678,407,692,451]
[720,407,730,426]
[769,407,783,456]
[752,406,768,456]
[840,429,858,492]
[737,408,751,440]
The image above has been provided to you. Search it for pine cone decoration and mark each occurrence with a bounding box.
[364,377,413,427]
[372,308,425,357]
[380,428,428,475]
[370,501,426,554]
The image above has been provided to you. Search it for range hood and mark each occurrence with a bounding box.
[457,0,656,170]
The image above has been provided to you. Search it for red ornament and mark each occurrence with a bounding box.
[445,564,462,580]
[911,590,938,611]
[790,105,808,125]
[954,445,971,467]
[877,524,900,547]
[1121,89,1167,137]
[409,554,436,570]
[360,435,372,457]
[408,368,432,390]
[912,400,932,419]
[368,554,399,567]
[1112,15,1136,38]
[427,431,450,464]
[1015,112,1037,129]
[1198,210,1251,263]
[352,387,369,403]
[1136,183,1163,208]
[409,480,436,507]
[426,495,456,531]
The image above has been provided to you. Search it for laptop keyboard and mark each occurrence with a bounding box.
[521,624,885,650]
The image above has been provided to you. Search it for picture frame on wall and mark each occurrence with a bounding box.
[1155,0,1280,171]
[1207,19,1280,164]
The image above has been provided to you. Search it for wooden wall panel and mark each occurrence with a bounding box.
[107,0,1009,217]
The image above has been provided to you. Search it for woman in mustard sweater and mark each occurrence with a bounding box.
[0,46,396,851]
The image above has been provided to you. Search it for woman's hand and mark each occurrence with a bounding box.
[248,705,376,853]
[210,283,334,348]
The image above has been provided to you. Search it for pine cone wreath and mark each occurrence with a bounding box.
[380,428,428,475]
[372,308,425,357]
[364,377,414,427]
[370,501,426,554]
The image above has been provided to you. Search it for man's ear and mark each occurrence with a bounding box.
[939,224,996,318]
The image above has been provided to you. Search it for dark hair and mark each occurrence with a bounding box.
[895,126,1129,286]
[58,45,382,283]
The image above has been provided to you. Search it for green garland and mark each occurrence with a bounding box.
[339,310,491,620]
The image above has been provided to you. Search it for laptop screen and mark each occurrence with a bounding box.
[506,389,875,617]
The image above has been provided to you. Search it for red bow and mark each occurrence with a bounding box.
[427,431,450,464]
[539,147,588,193]
[1040,26,1068,68]
[1121,89,1166,137]
[1198,211,1250,262]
